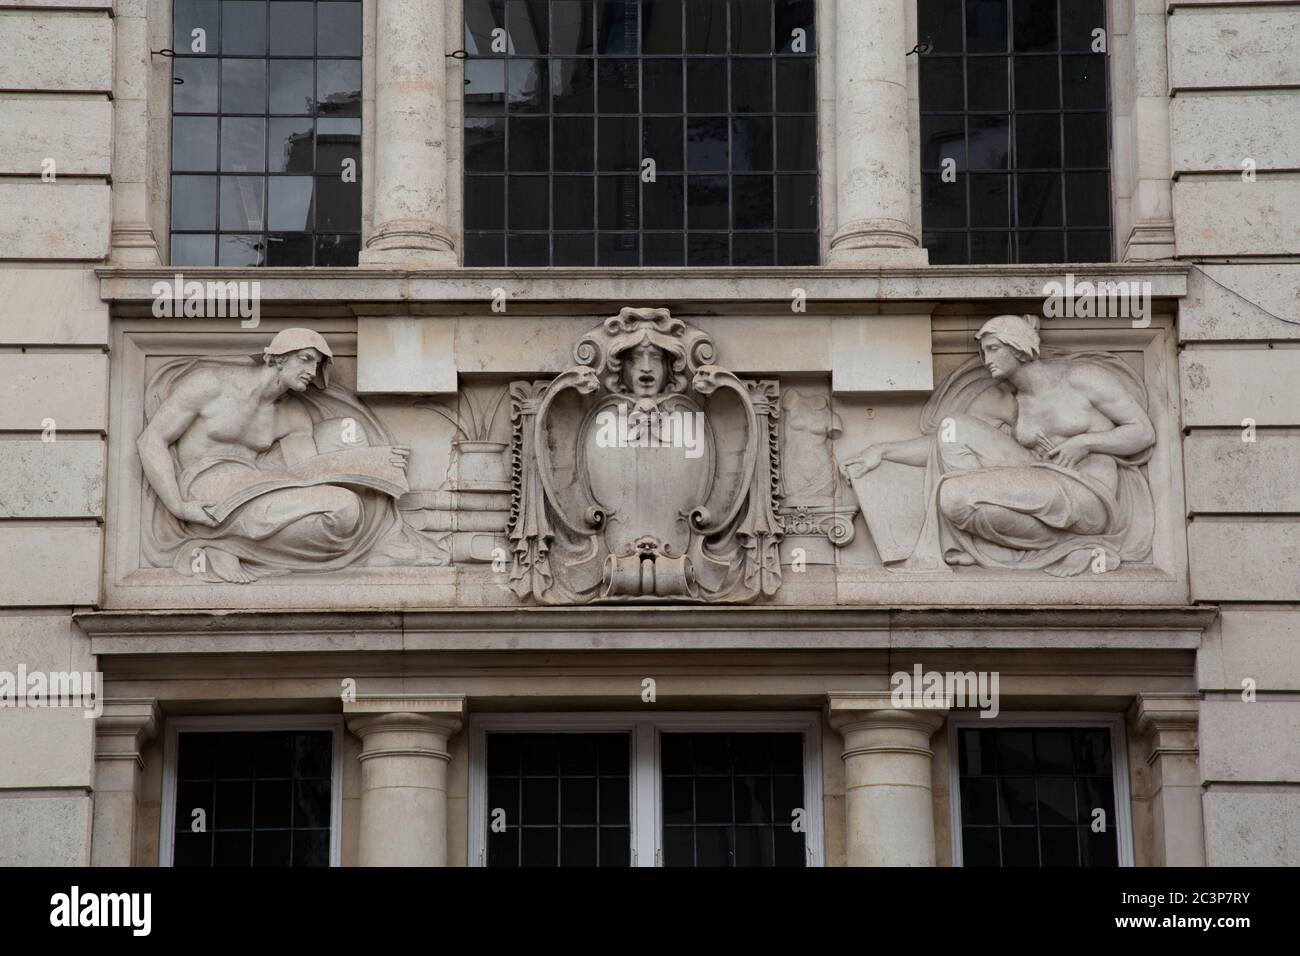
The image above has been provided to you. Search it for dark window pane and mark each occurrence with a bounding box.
[600,829,631,866]
[643,175,684,228]
[222,1,266,56]
[1081,825,1118,866]
[1013,0,1057,52]
[686,116,728,171]
[922,114,965,169]
[598,116,639,169]
[509,232,550,265]
[598,174,640,228]
[775,58,815,112]
[967,56,1008,111]
[508,0,550,55]
[561,827,597,866]
[643,116,684,171]
[776,174,817,228]
[686,0,725,53]
[561,778,598,823]
[294,779,330,828]
[1061,0,1105,52]
[1037,777,1077,826]
[466,117,506,171]
[775,116,815,170]
[962,826,999,865]
[214,831,252,867]
[996,730,1035,773]
[731,0,770,54]
[316,175,358,230]
[254,780,291,828]
[921,58,964,112]
[732,232,775,265]
[734,775,773,823]
[555,116,595,170]
[269,117,314,172]
[775,0,815,53]
[687,175,729,228]
[553,175,596,227]
[172,175,217,230]
[222,58,266,113]
[642,59,684,112]
[174,0,219,53]
[771,734,802,774]
[694,825,730,865]
[521,735,559,775]
[510,175,550,228]
[291,830,329,867]
[316,117,360,173]
[919,0,962,54]
[999,778,1037,825]
[734,826,774,866]
[1016,113,1060,168]
[733,174,773,228]
[688,231,728,264]
[1000,827,1038,866]
[221,117,266,172]
[599,776,630,823]
[489,735,521,777]
[1017,172,1062,227]
[777,231,818,264]
[731,59,772,113]
[961,775,998,824]
[509,116,551,170]
[267,175,314,230]
[970,230,1011,263]
[1017,228,1064,261]
[598,59,638,112]
[314,233,359,266]
[467,60,507,114]
[174,58,218,113]
[553,232,595,264]
[265,232,313,264]
[966,0,1008,53]
[466,0,507,56]
[1064,112,1108,168]
[772,773,802,818]
[598,232,639,264]
[521,827,557,866]
[219,233,265,266]
[774,825,806,866]
[643,231,684,264]
[687,59,727,113]
[167,231,215,265]
[269,2,315,55]
[923,230,967,263]
[552,58,595,112]
[732,116,772,170]
[509,60,550,112]
[173,116,219,171]
[270,60,314,115]
[1067,229,1110,262]
[968,114,1009,168]
[664,826,693,866]
[642,0,682,54]
[1013,55,1059,109]
[253,830,290,867]
[318,2,361,56]
[1034,731,1075,774]
[1062,55,1106,109]
[465,231,505,264]
[597,0,638,54]
[552,1,594,54]
[467,177,505,229]
[969,172,1009,226]
[317,59,361,116]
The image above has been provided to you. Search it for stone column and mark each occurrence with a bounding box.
[827,0,927,266]
[1132,693,1204,866]
[359,0,457,266]
[110,0,161,263]
[91,699,160,866]
[344,695,464,866]
[1123,0,1175,260]
[828,693,947,866]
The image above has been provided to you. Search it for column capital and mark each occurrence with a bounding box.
[95,698,161,769]
[1131,692,1199,764]
[826,692,949,738]
[345,694,465,741]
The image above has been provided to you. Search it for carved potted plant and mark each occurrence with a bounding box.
[414,388,510,492]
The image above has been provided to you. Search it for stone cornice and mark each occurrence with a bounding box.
[96,263,1190,309]
[75,605,1218,656]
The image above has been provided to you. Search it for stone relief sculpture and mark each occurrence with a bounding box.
[137,328,448,583]
[508,308,782,604]
[842,315,1156,577]
[777,388,857,550]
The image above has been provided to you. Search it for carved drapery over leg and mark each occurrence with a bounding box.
[827,0,927,266]
[92,699,160,867]
[360,0,457,266]
[345,696,465,867]
[828,693,947,866]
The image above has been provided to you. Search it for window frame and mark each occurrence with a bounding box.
[158,714,345,868]
[946,711,1134,867]
[469,711,824,867]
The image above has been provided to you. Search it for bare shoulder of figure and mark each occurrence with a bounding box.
[276,396,314,430]
[969,382,1016,422]
[167,366,227,407]
[1064,361,1123,398]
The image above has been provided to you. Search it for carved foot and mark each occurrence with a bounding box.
[1044,549,1095,578]
[944,551,977,567]
[204,547,259,583]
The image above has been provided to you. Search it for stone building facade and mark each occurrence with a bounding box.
[0,0,1296,867]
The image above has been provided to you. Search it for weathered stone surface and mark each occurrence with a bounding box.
[0,706,95,789]
[1203,787,1300,866]
[1169,9,1300,89]
[0,794,92,866]
[0,613,86,675]
[1180,349,1300,426]
[1173,179,1300,257]
[0,98,111,176]
[831,315,933,394]
[0,352,106,430]
[0,525,101,605]
[1189,519,1300,601]
[1185,432,1300,513]
[357,316,456,394]
[0,268,108,345]
[1179,264,1300,341]
[1199,608,1300,692]
[1172,92,1300,173]
[0,440,104,518]
[0,183,111,259]
[0,12,113,92]
[1201,701,1300,782]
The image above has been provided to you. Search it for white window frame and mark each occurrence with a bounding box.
[469,712,825,867]
[947,712,1135,867]
[159,715,345,868]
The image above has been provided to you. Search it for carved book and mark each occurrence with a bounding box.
[200,446,409,524]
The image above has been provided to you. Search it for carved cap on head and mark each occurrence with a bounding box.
[254,328,334,388]
[975,314,1041,362]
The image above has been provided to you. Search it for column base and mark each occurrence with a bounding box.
[109,224,162,266]
[360,220,458,268]
[828,220,929,267]
[1122,220,1176,261]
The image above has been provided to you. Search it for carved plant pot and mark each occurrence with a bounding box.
[450,440,511,492]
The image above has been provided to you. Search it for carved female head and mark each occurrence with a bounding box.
[975,314,1041,380]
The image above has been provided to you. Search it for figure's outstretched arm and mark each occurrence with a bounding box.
[842,434,931,478]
